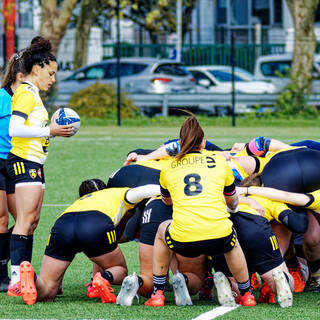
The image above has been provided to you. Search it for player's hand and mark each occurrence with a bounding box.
[124,152,138,166]
[231,142,245,152]
[49,119,74,137]
[219,150,232,160]
[247,198,265,216]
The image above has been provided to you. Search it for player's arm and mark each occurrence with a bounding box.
[125,184,160,204]
[238,196,265,216]
[237,186,310,207]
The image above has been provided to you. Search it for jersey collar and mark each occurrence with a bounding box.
[23,81,39,93]
[3,85,13,96]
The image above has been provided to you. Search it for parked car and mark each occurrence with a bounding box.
[187,65,277,115]
[54,57,196,106]
[188,65,277,94]
[253,53,320,92]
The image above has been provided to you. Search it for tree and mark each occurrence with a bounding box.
[286,0,320,93]
[73,0,99,69]
[40,0,79,55]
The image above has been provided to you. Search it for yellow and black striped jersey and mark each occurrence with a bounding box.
[239,194,292,222]
[10,82,49,164]
[60,187,135,226]
[160,152,235,242]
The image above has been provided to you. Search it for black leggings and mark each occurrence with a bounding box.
[261,148,320,192]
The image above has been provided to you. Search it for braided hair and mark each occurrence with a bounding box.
[78,179,107,197]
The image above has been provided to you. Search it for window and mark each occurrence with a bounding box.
[252,0,270,25]
[231,0,248,25]
[190,71,214,86]
[208,70,243,82]
[154,64,189,76]
[217,0,227,24]
[120,63,148,76]
[260,61,291,77]
[85,66,105,79]
[273,0,282,24]
[18,1,33,28]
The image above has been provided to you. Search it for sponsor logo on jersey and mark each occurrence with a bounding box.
[29,169,37,179]
[37,168,42,178]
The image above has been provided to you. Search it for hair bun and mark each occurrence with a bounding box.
[30,36,52,52]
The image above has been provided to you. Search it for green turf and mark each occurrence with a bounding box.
[2,123,320,319]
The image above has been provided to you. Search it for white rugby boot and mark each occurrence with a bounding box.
[116,272,140,306]
[172,271,192,306]
[272,270,293,308]
[213,271,236,307]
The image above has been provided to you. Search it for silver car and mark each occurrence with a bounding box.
[55,57,196,106]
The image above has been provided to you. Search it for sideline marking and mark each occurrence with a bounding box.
[192,305,240,320]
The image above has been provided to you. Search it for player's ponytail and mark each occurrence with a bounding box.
[22,36,56,74]
[176,116,204,160]
[1,51,26,88]
[79,179,107,197]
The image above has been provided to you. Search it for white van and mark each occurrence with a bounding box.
[254,53,320,92]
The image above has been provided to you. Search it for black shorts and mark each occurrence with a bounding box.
[107,164,160,188]
[210,212,283,275]
[6,153,45,188]
[165,227,236,258]
[261,148,320,192]
[45,211,117,262]
[140,199,173,245]
[0,158,15,194]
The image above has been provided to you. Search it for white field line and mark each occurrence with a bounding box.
[192,305,240,320]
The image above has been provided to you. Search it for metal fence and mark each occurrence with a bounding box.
[102,43,286,72]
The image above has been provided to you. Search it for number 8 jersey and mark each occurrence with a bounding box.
[159,152,236,242]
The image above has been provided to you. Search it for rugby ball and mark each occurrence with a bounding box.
[54,107,81,136]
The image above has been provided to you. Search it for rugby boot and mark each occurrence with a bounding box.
[20,261,37,305]
[250,273,260,291]
[172,271,192,306]
[144,290,165,307]
[7,281,21,297]
[272,270,293,308]
[239,292,256,307]
[116,272,140,306]
[0,276,10,292]
[85,282,100,298]
[257,281,275,304]
[213,271,236,307]
[289,265,305,292]
[306,270,320,293]
[92,272,116,303]
[198,276,214,301]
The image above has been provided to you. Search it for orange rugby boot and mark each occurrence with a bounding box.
[20,261,37,305]
[144,290,165,307]
[258,281,275,304]
[250,273,260,291]
[239,292,257,307]
[85,282,100,298]
[92,272,116,303]
[7,281,21,297]
[289,266,305,292]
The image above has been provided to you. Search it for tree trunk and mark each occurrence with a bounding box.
[287,0,320,93]
[40,0,78,56]
[182,0,198,44]
[73,0,99,69]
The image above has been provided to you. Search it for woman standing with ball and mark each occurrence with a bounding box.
[5,36,74,296]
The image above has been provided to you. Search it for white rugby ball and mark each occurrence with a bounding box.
[54,107,81,136]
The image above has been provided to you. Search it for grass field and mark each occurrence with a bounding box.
[2,120,320,319]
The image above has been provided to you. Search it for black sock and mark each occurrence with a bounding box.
[238,279,251,295]
[153,274,166,294]
[10,234,29,265]
[137,275,144,288]
[0,233,10,280]
[101,271,114,283]
[308,259,320,273]
[286,256,300,269]
[26,235,33,262]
